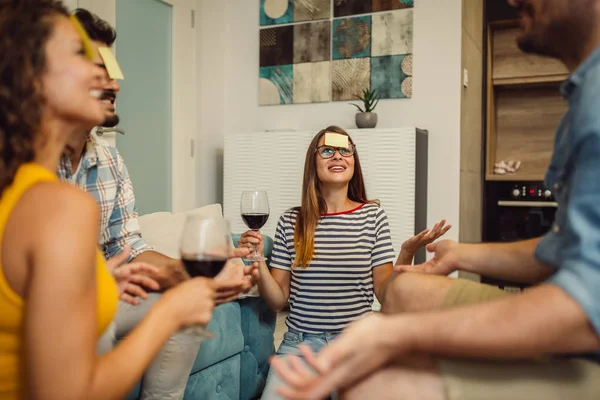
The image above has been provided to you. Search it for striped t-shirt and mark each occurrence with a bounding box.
[271,203,396,333]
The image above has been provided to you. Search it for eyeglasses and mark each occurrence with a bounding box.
[316,144,356,159]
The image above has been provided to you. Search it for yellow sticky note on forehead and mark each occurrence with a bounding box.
[70,15,94,61]
[98,47,125,80]
[324,132,349,148]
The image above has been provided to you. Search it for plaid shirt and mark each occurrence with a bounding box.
[57,136,152,260]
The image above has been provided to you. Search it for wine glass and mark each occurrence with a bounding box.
[240,191,270,262]
[180,215,231,338]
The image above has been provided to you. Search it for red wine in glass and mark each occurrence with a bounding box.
[240,191,269,262]
[180,216,231,339]
[241,213,269,230]
[181,255,228,278]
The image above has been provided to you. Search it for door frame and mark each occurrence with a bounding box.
[160,0,196,213]
[76,0,196,213]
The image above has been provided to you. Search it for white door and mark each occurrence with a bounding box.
[72,0,196,214]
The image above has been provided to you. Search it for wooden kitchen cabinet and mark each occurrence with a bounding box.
[485,20,569,181]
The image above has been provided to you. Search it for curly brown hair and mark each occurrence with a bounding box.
[0,0,69,192]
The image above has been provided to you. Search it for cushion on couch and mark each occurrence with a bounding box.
[138,204,227,259]
[190,302,244,373]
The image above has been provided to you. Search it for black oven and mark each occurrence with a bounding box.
[482,181,557,290]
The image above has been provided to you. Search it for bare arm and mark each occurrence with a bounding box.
[403,284,600,359]
[456,238,554,283]
[372,263,393,303]
[238,230,290,312]
[401,238,554,284]
[258,262,291,313]
[394,249,414,266]
[22,185,202,400]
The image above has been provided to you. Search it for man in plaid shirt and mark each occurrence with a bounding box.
[57,10,255,400]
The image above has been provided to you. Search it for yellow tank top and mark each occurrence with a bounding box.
[0,163,118,399]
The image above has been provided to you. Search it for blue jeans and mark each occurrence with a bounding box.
[262,328,340,400]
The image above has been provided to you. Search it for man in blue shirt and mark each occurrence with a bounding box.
[270,1,600,399]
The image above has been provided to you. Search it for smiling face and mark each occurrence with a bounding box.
[90,40,120,127]
[41,16,105,132]
[315,135,355,187]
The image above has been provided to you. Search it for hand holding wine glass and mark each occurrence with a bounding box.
[240,191,270,262]
[180,215,232,338]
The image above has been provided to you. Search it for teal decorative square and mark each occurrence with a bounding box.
[259,65,294,105]
[371,54,413,99]
[260,0,294,26]
[332,16,371,60]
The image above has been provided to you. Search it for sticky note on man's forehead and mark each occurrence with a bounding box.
[98,47,125,80]
[324,133,349,148]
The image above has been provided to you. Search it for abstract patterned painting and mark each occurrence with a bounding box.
[259,21,331,104]
[259,65,294,105]
[293,20,330,63]
[294,61,331,103]
[372,0,414,12]
[332,16,371,60]
[260,26,294,67]
[260,0,331,26]
[260,0,294,26]
[371,54,412,98]
[334,0,372,18]
[259,0,415,104]
[332,58,370,101]
[331,9,413,101]
[334,0,413,16]
[371,9,413,57]
[295,0,331,22]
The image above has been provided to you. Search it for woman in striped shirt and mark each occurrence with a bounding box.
[239,126,449,399]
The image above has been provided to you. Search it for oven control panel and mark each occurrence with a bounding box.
[510,183,552,200]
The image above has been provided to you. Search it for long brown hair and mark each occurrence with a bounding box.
[293,126,375,268]
[0,0,69,192]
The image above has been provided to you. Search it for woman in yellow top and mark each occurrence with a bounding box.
[0,2,252,399]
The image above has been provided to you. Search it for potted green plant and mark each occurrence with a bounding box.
[350,88,380,129]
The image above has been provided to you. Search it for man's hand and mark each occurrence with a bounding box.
[213,260,259,304]
[270,314,404,400]
[155,259,189,289]
[106,247,161,305]
[231,245,252,260]
[395,240,460,275]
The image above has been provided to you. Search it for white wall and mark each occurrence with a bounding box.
[63,0,78,10]
[196,0,463,238]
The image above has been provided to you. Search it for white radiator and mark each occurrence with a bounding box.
[223,128,428,262]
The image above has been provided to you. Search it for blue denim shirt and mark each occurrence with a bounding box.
[535,46,600,353]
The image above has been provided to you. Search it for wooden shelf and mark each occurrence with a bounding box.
[490,21,568,85]
[485,20,568,179]
[493,74,568,87]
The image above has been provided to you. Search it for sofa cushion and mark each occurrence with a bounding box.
[138,204,245,266]
[138,204,225,258]
[184,353,241,400]
[190,301,244,374]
